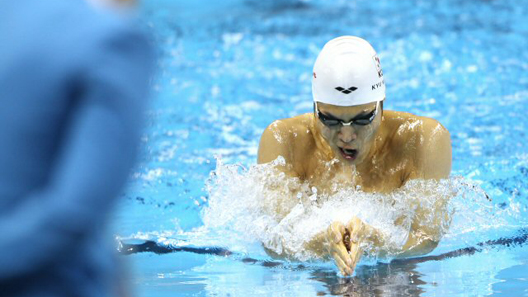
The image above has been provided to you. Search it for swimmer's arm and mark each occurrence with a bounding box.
[0,28,153,279]
[398,119,453,257]
[263,231,330,260]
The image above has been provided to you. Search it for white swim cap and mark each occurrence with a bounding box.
[312,36,385,106]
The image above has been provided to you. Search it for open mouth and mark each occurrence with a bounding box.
[339,147,358,161]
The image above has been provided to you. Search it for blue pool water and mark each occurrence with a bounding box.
[114,0,528,296]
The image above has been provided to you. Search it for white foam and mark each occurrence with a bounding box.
[200,157,511,262]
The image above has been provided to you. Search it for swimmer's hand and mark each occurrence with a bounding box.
[327,217,377,277]
[327,221,354,276]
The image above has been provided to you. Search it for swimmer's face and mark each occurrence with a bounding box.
[315,101,382,164]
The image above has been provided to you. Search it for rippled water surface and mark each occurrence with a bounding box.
[114,0,528,296]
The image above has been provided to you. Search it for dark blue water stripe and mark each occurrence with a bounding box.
[118,228,528,267]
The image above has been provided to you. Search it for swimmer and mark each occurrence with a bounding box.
[257,36,452,276]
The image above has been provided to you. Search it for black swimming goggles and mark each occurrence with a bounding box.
[314,101,379,127]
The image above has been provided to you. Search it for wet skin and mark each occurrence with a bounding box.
[257,101,452,276]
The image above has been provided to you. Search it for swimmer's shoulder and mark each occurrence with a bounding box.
[383,110,450,139]
[257,113,315,165]
[384,110,452,179]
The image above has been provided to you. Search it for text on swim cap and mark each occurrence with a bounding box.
[371,79,385,90]
[373,55,383,78]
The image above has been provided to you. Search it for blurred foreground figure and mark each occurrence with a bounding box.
[0,0,153,296]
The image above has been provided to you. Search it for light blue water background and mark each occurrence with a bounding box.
[114,0,528,296]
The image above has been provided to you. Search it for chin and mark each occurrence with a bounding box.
[341,157,359,164]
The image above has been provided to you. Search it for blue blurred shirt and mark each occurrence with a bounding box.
[0,0,154,296]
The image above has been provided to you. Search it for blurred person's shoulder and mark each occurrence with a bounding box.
[55,0,150,53]
[1,0,150,59]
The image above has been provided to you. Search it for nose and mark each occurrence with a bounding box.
[338,125,357,143]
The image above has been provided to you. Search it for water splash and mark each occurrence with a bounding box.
[200,157,520,262]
